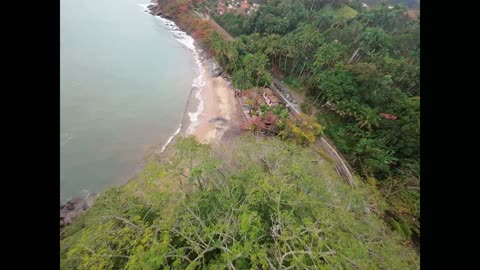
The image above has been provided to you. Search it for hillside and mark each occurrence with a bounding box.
[61,136,419,269]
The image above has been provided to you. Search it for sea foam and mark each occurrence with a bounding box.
[138,2,205,152]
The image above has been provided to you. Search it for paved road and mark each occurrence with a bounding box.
[208,18,235,41]
[270,78,302,114]
[192,11,235,41]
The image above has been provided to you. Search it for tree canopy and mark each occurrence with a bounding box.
[61,137,419,269]
[205,0,419,244]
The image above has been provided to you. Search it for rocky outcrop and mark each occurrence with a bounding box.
[208,59,224,77]
[147,3,162,16]
[60,194,96,229]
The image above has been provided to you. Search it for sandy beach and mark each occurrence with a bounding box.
[190,63,245,144]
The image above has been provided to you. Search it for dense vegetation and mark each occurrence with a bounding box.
[206,0,420,178]
[61,136,419,269]
[188,0,421,244]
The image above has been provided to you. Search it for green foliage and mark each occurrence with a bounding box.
[212,13,250,36]
[232,69,253,90]
[352,137,397,178]
[312,7,336,31]
[204,31,273,90]
[161,0,420,246]
[279,24,325,75]
[358,1,409,33]
[357,27,393,55]
[253,0,308,35]
[387,217,412,238]
[279,114,324,146]
[283,76,302,90]
[242,52,272,87]
[314,41,346,71]
[61,136,419,269]
[300,102,312,115]
[379,176,420,244]
[334,4,358,21]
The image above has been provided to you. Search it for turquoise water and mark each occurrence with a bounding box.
[60,0,197,200]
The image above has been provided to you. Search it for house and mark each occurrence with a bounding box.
[262,88,281,107]
[254,94,266,107]
[216,1,227,15]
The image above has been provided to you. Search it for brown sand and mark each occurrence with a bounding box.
[191,63,244,144]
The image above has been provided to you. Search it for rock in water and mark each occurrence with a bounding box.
[66,202,74,210]
[60,196,92,229]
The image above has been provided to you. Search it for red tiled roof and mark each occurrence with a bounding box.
[379,113,398,120]
[263,88,274,96]
[263,113,278,124]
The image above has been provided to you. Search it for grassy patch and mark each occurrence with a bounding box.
[300,102,313,115]
[334,4,358,20]
[315,147,335,164]
[283,76,305,93]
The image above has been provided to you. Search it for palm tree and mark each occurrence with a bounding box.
[225,43,239,73]
[232,68,253,90]
[356,106,381,130]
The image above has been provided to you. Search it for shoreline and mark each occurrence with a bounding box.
[61,1,245,228]
[189,61,244,144]
[143,1,244,145]
[140,1,205,153]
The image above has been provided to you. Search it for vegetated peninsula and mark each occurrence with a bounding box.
[61,0,420,269]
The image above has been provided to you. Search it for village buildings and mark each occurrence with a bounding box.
[262,88,281,107]
[216,0,259,16]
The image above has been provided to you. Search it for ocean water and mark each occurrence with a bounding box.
[60,0,203,201]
